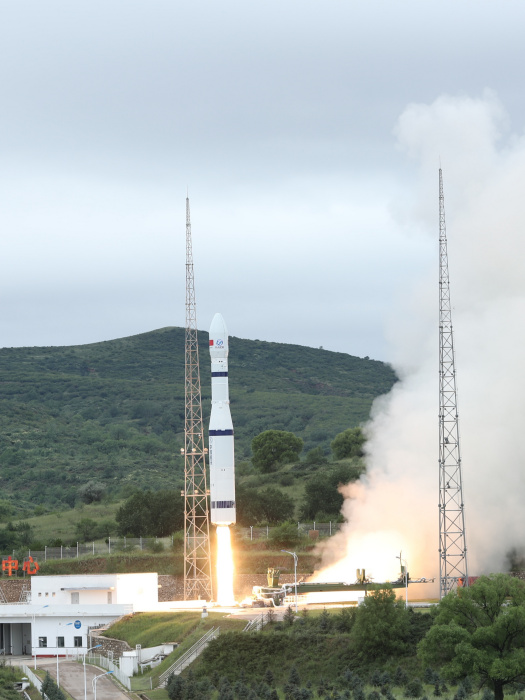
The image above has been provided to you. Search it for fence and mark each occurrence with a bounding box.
[4,523,342,564]
[85,652,132,690]
[21,664,42,693]
[240,522,341,540]
[10,536,174,564]
[243,613,265,632]
[157,627,220,688]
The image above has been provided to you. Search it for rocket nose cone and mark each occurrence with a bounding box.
[209,313,228,338]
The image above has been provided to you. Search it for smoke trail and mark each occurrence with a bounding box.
[314,91,525,584]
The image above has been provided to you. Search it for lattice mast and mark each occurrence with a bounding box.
[438,168,468,598]
[183,196,213,600]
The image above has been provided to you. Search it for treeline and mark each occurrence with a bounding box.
[177,576,525,700]
[0,327,395,513]
[0,424,368,550]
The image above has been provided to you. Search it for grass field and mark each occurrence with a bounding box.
[102,611,247,693]
[12,500,121,543]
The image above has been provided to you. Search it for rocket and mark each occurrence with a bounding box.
[208,312,236,526]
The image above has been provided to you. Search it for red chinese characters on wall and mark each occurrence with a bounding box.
[1,554,40,576]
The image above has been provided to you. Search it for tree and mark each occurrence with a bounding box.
[350,587,409,661]
[305,447,328,465]
[40,672,66,700]
[269,522,302,548]
[0,500,15,522]
[251,431,303,473]
[116,490,184,536]
[236,485,294,525]
[405,679,423,698]
[288,667,301,687]
[167,674,185,700]
[75,518,98,542]
[264,669,275,687]
[78,480,106,504]
[331,427,365,460]
[300,463,363,520]
[283,605,296,626]
[418,574,525,700]
[370,671,382,688]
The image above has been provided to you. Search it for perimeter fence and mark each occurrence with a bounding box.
[4,522,341,564]
[239,521,342,540]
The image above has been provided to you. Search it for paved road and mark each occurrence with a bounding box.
[36,658,131,700]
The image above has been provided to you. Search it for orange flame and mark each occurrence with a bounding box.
[216,525,235,606]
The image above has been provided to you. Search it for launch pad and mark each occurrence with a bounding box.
[249,568,435,607]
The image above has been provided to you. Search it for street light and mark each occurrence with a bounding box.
[92,671,113,700]
[396,551,408,608]
[281,550,298,613]
[57,622,73,688]
[32,605,49,669]
[84,644,102,700]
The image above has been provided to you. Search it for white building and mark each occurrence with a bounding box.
[0,573,159,656]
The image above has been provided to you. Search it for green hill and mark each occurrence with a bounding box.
[0,327,396,514]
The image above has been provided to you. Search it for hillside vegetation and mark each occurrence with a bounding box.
[0,327,396,515]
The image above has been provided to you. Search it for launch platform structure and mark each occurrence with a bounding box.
[182,196,213,601]
[438,168,469,598]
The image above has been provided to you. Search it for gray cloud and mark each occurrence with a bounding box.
[1,1,525,358]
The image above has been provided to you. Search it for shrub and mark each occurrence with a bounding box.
[405,679,423,698]
[270,522,302,548]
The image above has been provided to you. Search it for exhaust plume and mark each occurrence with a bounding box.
[314,91,525,584]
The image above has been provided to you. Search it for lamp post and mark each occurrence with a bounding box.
[84,644,102,700]
[396,551,408,608]
[93,671,113,700]
[281,550,298,613]
[57,622,73,687]
[32,605,49,669]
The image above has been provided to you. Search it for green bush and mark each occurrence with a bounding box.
[251,431,304,473]
[269,522,302,549]
[331,427,365,460]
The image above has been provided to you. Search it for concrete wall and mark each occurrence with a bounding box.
[31,574,118,605]
[30,573,158,609]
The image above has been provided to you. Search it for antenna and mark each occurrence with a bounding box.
[438,168,469,597]
[182,196,213,600]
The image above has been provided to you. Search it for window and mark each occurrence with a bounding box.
[107,591,112,604]
[38,637,47,648]
[71,592,79,604]
[74,637,82,648]
[57,637,64,648]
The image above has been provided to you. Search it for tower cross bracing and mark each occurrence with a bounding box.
[438,168,469,598]
[183,196,213,600]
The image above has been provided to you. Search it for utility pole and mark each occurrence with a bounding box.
[438,168,468,598]
[182,196,213,600]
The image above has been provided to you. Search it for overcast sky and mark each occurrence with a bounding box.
[1,1,524,360]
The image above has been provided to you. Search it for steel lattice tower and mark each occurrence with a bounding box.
[182,196,213,600]
[438,168,469,598]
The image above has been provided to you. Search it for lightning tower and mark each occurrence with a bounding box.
[438,168,468,598]
[182,196,213,600]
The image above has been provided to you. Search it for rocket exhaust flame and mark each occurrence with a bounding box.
[216,525,235,606]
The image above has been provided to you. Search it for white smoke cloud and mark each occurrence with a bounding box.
[314,91,525,588]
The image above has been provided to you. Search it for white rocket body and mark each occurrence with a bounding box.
[209,313,236,526]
